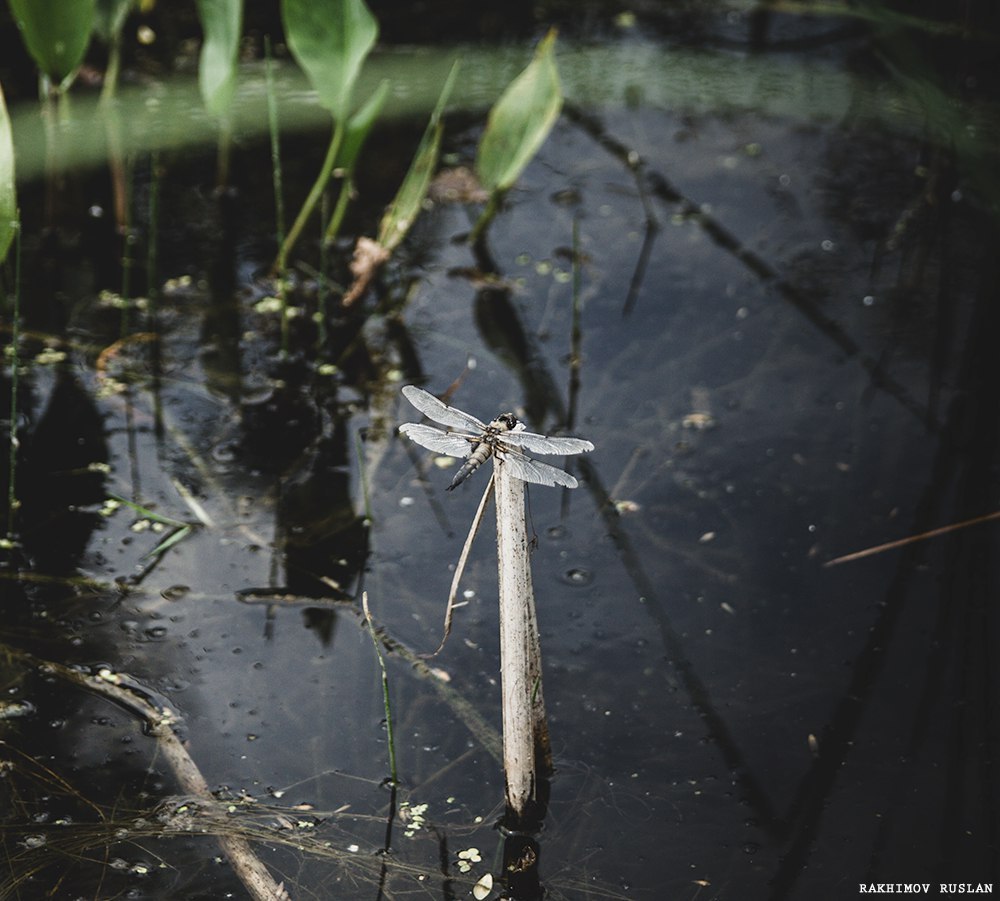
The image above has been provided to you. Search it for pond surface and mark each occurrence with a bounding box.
[2,6,999,900]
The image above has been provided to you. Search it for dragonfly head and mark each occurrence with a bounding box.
[490,413,522,433]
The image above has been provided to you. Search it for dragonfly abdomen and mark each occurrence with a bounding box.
[447,441,495,490]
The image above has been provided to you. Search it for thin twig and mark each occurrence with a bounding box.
[824,509,1000,567]
[424,474,494,658]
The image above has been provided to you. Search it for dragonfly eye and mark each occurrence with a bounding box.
[498,413,520,430]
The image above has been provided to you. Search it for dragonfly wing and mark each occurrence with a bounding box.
[398,423,474,458]
[498,449,579,489]
[500,430,594,456]
[402,385,486,432]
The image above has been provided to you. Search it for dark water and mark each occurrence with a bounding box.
[2,6,999,900]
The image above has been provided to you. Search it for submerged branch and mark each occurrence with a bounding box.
[9,650,290,901]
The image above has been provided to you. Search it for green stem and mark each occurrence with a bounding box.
[322,173,353,245]
[215,118,232,189]
[362,593,398,784]
[264,36,286,254]
[317,192,329,351]
[273,117,344,275]
[468,188,504,248]
[101,36,122,103]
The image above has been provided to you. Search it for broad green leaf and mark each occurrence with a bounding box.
[378,59,460,250]
[281,0,378,121]
[476,29,562,194]
[7,0,97,85]
[0,83,15,264]
[196,0,243,117]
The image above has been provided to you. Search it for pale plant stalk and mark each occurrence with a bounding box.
[493,459,550,817]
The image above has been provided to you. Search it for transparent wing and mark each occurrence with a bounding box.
[402,385,486,432]
[398,423,475,458]
[498,449,580,489]
[500,430,594,456]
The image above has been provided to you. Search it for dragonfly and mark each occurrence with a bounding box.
[398,385,594,490]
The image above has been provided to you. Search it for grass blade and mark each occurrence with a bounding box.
[377,59,459,252]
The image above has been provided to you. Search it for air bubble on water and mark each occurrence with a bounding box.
[564,568,593,586]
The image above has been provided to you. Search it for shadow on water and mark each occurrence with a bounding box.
[2,3,1000,899]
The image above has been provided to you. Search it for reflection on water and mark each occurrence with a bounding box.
[2,6,999,899]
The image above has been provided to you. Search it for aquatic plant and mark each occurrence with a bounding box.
[470,28,563,246]
[341,59,458,305]
[0,82,15,264]
[7,0,96,93]
[273,0,381,274]
[196,0,244,185]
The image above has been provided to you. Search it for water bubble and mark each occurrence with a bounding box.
[563,568,593,586]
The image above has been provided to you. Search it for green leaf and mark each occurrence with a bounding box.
[476,29,562,194]
[196,0,244,118]
[7,0,97,85]
[281,0,378,121]
[0,83,15,264]
[378,59,459,251]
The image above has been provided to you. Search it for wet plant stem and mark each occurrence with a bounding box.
[119,159,134,338]
[317,193,328,350]
[363,592,398,784]
[273,118,345,276]
[354,429,372,523]
[147,152,164,438]
[264,36,285,253]
[568,215,584,419]
[5,221,21,541]
[215,121,232,189]
[468,189,504,248]
[323,170,352,244]
[147,153,160,311]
